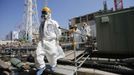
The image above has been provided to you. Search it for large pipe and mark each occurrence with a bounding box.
[57,59,134,75]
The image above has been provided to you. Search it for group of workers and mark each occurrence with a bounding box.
[35,6,91,75]
[70,22,91,49]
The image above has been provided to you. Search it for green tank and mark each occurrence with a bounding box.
[95,7,134,58]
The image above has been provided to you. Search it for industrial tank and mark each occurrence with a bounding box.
[95,7,134,58]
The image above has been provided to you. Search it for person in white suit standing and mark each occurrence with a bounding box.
[81,22,91,42]
[71,25,81,49]
[35,7,65,75]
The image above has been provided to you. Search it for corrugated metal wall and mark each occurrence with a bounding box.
[95,8,134,57]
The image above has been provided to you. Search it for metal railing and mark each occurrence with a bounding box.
[59,27,95,75]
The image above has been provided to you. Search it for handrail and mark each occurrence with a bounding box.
[60,26,92,75]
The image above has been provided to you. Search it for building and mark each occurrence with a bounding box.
[5,31,19,41]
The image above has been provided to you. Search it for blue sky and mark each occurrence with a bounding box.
[0,0,134,40]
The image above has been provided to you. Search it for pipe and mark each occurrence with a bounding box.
[78,55,90,68]
[57,59,134,75]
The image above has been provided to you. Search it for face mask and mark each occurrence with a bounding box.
[41,11,49,19]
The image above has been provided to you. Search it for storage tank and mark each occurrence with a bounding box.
[95,7,134,58]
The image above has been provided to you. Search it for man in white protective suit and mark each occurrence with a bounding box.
[81,22,91,42]
[35,7,65,75]
[71,25,81,49]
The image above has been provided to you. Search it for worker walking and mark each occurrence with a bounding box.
[35,7,65,75]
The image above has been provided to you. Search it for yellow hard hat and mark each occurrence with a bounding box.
[42,7,51,13]
[72,25,77,28]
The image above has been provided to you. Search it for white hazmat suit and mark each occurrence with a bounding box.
[81,23,91,42]
[35,13,65,70]
[73,28,81,49]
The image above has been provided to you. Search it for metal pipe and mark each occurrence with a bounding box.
[73,31,77,75]
[75,52,86,62]
[65,51,74,57]
[78,55,90,68]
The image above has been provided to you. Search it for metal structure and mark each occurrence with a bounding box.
[19,0,39,42]
[59,27,93,75]
[103,0,108,11]
[114,0,123,10]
